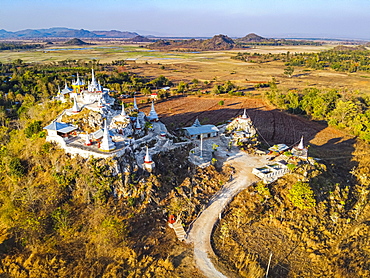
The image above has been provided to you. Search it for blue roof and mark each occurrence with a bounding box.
[183,124,219,136]
[43,122,77,133]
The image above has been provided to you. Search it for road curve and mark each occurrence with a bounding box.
[187,151,267,278]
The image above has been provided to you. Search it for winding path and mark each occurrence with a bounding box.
[187,150,268,278]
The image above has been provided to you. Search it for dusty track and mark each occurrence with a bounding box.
[187,150,268,277]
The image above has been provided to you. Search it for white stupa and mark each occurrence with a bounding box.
[72,97,80,113]
[73,73,84,87]
[135,118,141,130]
[87,69,101,92]
[297,136,304,150]
[121,103,128,117]
[291,136,308,159]
[133,96,139,110]
[99,120,116,152]
[143,146,155,172]
[241,109,248,119]
[148,101,159,121]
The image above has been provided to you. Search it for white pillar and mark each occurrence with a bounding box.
[200,133,203,159]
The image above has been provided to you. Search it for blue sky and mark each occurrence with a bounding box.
[1,0,370,39]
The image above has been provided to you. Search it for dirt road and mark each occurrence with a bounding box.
[187,150,268,277]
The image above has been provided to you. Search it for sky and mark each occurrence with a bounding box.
[1,0,370,39]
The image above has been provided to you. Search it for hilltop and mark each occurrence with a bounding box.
[129,35,152,43]
[236,33,322,46]
[238,32,265,42]
[148,34,238,51]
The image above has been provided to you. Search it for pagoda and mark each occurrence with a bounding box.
[148,101,159,121]
[99,120,116,152]
[241,109,249,119]
[135,118,142,130]
[71,97,80,113]
[291,136,308,159]
[121,103,128,117]
[71,73,85,94]
[143,146,155,172]
[87,69,102,92]
[192,118,201,127]
[61,81,72,95]
[133,96,139,111]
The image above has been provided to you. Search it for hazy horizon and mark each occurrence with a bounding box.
[1,0,370,40]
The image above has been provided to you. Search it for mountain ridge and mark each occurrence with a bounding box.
[0,27,139,39]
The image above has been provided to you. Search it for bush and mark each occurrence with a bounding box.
[288,181,316,209]
[24,120,42,138]
[9,157,26,177]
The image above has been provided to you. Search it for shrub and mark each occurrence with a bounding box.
[288,181,316,209]
[9,157,26,177]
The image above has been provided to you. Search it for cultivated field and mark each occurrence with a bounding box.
[2,42,370,94]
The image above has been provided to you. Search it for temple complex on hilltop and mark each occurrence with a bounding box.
[49,75,312,181]
[45,69,186,173]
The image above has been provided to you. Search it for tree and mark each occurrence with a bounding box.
[9,157,26,177]
[329,100,358,127]
[24,120,42,138]
[284,66,294,78]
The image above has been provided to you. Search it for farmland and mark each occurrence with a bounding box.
[1,42,370,95]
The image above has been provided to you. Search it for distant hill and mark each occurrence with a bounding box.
[0,27,138,39]
[64,38,89,45]
[0,29,15,38]
[148,34,238,51]
[202,34,235,50]
[236,33,322,46]
[91,30,139,38]
[128,35,152,42]
[239,33,265,42]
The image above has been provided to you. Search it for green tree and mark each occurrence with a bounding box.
[24,120,42,138]
[9,157,26,177]
[329,100,358,127]
[284,66,294,78]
